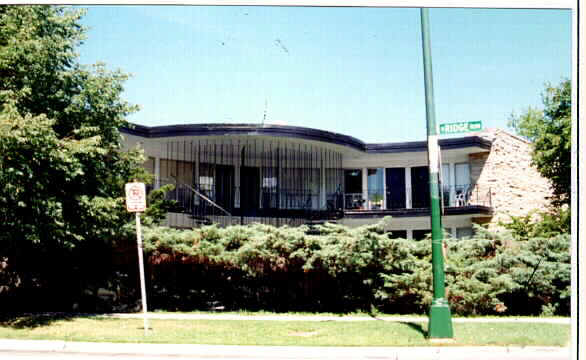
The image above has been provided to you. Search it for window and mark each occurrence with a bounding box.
[387,230,407,239]
[454,163,471,207]
[411,166,430,208]
[413,229,431,240]
[262,168,278,209]
[456,227,474,239]
[144,157,155,174]
[262,177,277,188]
[367,168,384,210]
[344,169,362,193]
[441,163,451,207]
[344,169,363,209]
[385,168,406,209]
[455,163,470,186]
[199,163,214,191]
[199,176,214,191]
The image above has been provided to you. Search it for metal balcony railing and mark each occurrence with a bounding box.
[441,184,492,208]
[153,178,344,227]
[349,184,492,211]
[150,179,491,227]
[344,193,364,210]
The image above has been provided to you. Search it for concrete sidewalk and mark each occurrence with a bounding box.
[0,339,571,360]
[108,312,571,324]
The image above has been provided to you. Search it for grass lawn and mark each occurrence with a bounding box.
[0,314,570,347]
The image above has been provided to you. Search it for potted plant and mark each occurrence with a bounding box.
[370,194,384,210]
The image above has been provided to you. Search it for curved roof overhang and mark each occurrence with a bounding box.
[121,123,492,154]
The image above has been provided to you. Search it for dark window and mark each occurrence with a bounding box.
[196,163,215,212]
[411,166,430,208]
[386,168,406,209]
[413,229,431,240]
[344,169,363,209]
[262,167,278,209]
[344,169,362,193]
[387,230,407,239]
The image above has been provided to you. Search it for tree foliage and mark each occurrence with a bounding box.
[0,5,174,308]
[508,79,571,207]
[500,208,571,241]
[0,5,149,249]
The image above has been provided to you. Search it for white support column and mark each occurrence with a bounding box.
[449,162,456,206]
[235,164,241,208]
[154,157,161,189]
[407,229,413,240]
[382,168,387,210]
[362,168,368,210]
[405,167,412,209]
[451,227,457,239]
[320,160,326,209]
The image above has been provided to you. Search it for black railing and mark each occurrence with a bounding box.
[151,179,491,227]
[380,184,492,210]
[154,179,344,227]
[344,193,364,210]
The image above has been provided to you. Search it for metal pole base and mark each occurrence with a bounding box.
[428,298,454,339]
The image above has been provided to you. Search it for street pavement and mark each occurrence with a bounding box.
[0,340,572,360]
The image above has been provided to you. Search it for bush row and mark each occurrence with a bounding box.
[138,219,570,316]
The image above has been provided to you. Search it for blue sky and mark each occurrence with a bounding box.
[78,6,571,142]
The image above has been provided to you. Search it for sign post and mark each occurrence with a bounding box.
[125,181,149,335]
[420,8,454,340]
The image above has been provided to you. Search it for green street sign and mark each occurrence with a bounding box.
[439,121,482,135]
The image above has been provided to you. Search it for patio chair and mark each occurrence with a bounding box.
[454,185,470,207]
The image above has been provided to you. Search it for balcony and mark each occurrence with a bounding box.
[156,180,344,227]
[152,178,492,226]
[441,184,492,208]
[344,184,492,218]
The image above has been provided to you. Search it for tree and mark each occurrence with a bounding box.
[0,5,163,309]
[508,79,571,207]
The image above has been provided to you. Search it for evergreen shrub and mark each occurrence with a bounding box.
[136,220,570,316]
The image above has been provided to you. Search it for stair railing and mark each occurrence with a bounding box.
[167,176,233,224]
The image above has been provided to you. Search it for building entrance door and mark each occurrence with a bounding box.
[215,165,234,212]
[240,166,260,212]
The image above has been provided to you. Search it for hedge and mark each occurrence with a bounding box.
[135,220,570,316]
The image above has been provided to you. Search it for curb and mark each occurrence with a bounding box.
[108,313,571,324]
[0,339,67,352]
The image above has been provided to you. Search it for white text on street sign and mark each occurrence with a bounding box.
[125,182,146,212]
[439,121,482,135]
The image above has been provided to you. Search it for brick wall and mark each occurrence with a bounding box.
[469,129,553,229]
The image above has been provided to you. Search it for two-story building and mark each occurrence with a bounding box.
[121,123,553,240]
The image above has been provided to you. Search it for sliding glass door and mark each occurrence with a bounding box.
[385,168,406,209]
[411,166,430,208]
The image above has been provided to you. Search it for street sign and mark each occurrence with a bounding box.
[125,182,146,212]
[439,121,482,135]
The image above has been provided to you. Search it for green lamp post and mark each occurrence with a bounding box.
[420,7,454,339]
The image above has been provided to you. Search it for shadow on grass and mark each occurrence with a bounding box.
[0,312,109,329]
[400,321,428,338]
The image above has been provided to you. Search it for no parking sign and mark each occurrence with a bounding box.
[125,182,146,212]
